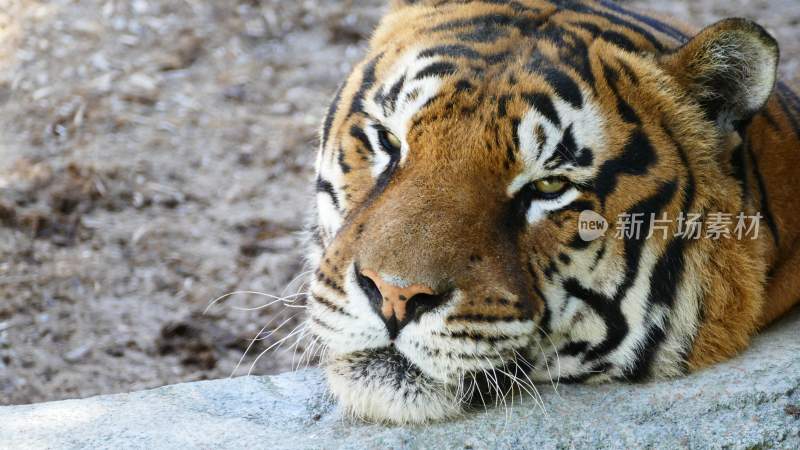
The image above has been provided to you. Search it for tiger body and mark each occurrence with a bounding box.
[307,0,800,424]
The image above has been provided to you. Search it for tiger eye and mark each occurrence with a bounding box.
[533,178,568,194]
[385,131,402,150]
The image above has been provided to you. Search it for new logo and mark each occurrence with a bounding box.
[578,210,608,242]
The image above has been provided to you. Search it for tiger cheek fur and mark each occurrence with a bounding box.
[304,0,799,425]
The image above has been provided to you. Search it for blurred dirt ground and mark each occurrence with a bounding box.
[0,0,797,405]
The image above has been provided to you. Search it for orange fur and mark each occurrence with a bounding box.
[312,0,800,401]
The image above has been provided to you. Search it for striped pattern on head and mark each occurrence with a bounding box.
[304,0,788,424]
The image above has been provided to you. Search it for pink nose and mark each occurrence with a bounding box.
[357,269,448,339]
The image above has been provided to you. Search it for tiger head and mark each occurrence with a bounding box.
[306,0,779,424]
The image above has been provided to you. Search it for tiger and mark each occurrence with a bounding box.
[305,0,800,424]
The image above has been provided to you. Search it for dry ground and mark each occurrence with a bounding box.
[0,0,797,405]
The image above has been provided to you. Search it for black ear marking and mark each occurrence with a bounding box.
[660,18,779,132]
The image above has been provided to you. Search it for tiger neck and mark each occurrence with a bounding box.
[739,83,800,267]
[687,83,800,369]
[741,83,800,328]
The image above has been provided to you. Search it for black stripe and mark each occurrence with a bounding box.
[509,117,521,165]
[667,125,697,213]
[543,261,558,281]
[544,124,578,169]
[321,84,344,148]
[315,177,340,210]
[486,52,512,65]
[625,320,667,381]
[625,129,695,380]
[569,20,603,38]
[747,140,780,247]
[447,314,524,323]
[562,199,595,213]
[435,331,512,344]
[528,39,596,92]
[778,82,800,114]
[477,0,542,14]
[419,44,482,60]
[568,231,593,250]
[615,95,639,124]
[560,36,596,88]
[563,278,628,362]
[593,128,657,203]
[571,180,678,363]
[730,142,749,200]
[600,30,638,53]
[373,153,400,196]
[384,74,407,115]
[542,67,583,109]
[776,89,800,139]
[602,62,640,124]
[348,53,382,116]
[592,240,608,266]
[415,61,458,80]
[563,2,666,52]
[455,79,475,93]
[559,340,589,356]
[316,271,346,296]
[311,295,352,317]
[597,0,688,43]
[457,26,509,43]
[349,125,374,155]
[575,147,594,167]
[337,147,351,174]
[616,58,639,84]
[522,93,561,127]
[430,13,545,38]
[497,94,511,117]
[529,262,552,334]
[311,317,341,333]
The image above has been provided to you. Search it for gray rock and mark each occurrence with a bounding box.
[2,310,799,450]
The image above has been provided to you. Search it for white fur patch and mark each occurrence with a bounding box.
[315,192,342,241]
[326,352,462,424]
[364,49,446,165]
[508,94,605,197]
[507,92,605,225]
[314,49,446,241]
[525,188,581,223]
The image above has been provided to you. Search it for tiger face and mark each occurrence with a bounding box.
[306,0,781,424]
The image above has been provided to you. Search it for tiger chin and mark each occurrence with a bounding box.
[303,0,800,425]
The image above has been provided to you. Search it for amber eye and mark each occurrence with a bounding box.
[533,177,569,195]
[386,131,402,149]
[378,128,402,154]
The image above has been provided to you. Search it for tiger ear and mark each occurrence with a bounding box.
[660,18,779,131]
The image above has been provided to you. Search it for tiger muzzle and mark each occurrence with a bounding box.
[356,268,450,339]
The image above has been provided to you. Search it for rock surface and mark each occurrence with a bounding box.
[2,0,800,408]
[2,310,799,449]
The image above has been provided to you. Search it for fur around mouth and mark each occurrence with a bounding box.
[356,347,424,387]
[326,346,534,418]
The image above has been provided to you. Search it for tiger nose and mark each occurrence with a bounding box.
[356,268,448,340]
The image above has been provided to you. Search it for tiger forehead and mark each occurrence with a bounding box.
[325,0,666,156]
[365,0,653,92]
[362,46,607,171]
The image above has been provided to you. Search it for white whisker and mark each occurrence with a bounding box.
[247,321,308,376]
[205,290,307,314]
[535,326,562,395]
[280,269,315,298]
